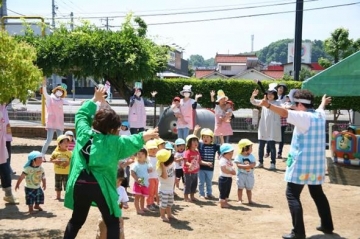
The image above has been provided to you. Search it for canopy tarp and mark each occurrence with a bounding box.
[302,51,360,96]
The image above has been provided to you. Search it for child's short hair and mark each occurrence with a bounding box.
[242,145,252,153]
[186,134,199,149]
[57,135,70,145]
[137,148,148,157]
[117,167,125,181]
[164,154,175,167]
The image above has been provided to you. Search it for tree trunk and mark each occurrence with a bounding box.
[105,77,132,106]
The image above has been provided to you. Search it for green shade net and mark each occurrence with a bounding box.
[302,51,360,96]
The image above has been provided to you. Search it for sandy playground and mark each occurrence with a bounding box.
[0,137,359,239]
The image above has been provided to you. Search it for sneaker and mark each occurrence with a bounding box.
[152,203,159,209]
[3,196,19,204]
[255,163,264,168]
[147,205,156,211]
[269,163,276,170]
[264,153,269,158]
[206,195,216,199]
[277,154,282,159]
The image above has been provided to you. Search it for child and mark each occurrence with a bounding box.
[146,140,159,211]
[156,149,176,222]
[96,167,128,239]
[174,138,185,191]
[156,138,166,150]
[183,134,202,202]
[15,151,46,213]
[50,135,72,200]
[119,121,131,136]
[64,130,76,151]
[234,139,256,204]
[193,125,223,199]
[218,143,236,208]
[118,154,135,194]
[131,148,151,214]
[224,100,235,123]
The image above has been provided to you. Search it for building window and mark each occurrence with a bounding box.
[221,65,231,71]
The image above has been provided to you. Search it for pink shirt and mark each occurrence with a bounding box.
[214,105,233,136]
[128,97,146,128]
[183,149,201,174]
[177,98,195,130]
[0,104,12,141]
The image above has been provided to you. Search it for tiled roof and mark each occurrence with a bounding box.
[267,65,284,71]
[261,70,284,79]
[195,69,215,78]
[310,63,324,71]
[215,54,256,63]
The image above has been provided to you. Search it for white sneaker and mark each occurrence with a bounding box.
[269,163,276,170]
[255,163,264,168]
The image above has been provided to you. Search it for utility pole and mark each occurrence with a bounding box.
[293,0,304,81]
[70,12,74,31]
[101,17,113,30]
[51,0,56,29]
[251,34,254,53]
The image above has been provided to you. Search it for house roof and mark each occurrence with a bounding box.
[195,69,216,78]
[231,69,275,80]
[267,65,284,71]
[200,71,228,79]
[261,70,284,79]
[215,54,256,64]
[310,62,324,71]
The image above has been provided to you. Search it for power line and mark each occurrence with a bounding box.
[145,2,360,26]
[46,0,321,19]
[7,8,25,16]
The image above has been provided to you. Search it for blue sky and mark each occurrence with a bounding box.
[6,0,360,59]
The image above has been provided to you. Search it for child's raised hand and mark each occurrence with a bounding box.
[195,94,202,100]
[210,90,215,97]
[194,124,201,131]
[151,91,158,97]
[252,89,259,97]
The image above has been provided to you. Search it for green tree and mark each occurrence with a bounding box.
[324,28,354,63]
[318,57,332,69]
[16,15,168,104]
[299,67,316,81]
[188,54,205,67]
[204,57,215,67]
[0,30,43,104]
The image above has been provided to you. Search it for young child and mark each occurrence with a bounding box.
[119,121,131,136]
[97,167,129,239]
[146,140,159,211]
[64,130,76,151]
[193,125,223,199]
[15,151,46,213]
[171,96,187,125]
[174,138,185,191]
[234,139,256,204]
[218,143,236,208]
[118,154,135,195]
[156,138,166,150]
[131,148,151,214]
[50,135,72,200]
[156,149,176,222]
[224,100,235,123]
[183,134,202,202]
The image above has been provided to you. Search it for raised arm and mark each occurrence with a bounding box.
[318,94,332,110]
[250,89,262,107]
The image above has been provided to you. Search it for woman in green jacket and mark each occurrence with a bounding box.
[63,87,158,239]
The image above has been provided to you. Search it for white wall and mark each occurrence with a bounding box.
[218,64,247,76]
[234,71,272,80]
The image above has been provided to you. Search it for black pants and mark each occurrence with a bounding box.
[286,182,334,236]
[259,140,276,164]
[130,127,144,135]
[63,179,119,239]
[266,126,286,156]
[218,176,232,200]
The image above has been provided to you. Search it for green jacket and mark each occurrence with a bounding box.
[64,101,144,217]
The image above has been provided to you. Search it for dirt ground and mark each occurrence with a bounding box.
[0,137,359,239]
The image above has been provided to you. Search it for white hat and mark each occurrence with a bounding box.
[268,83,278,92]
[180,85,193,96]
[216,90,228,102]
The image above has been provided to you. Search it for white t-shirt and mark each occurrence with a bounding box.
[148,156,158,179]
[219,156,234,177]
[287,109,324,134]
[157,163,176,194]
[119,129,131,136]
[174,151,184,169]
[117,185,129,204]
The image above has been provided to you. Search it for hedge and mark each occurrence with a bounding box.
[142,78,360,111]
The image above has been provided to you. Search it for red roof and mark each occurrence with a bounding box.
[215,54,256,64]
[310,63,324,71]
[267,65,284,71]
[261,70,284,79]
[195,69,215,78]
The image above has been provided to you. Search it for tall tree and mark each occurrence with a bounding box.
[188,54,205,67]
[324,28,354,63]
[16,15,168,104]
[0,30,43,104]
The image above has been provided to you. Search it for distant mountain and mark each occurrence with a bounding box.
[256,39,331,64]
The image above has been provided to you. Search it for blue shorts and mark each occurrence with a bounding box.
[25,187,44,205]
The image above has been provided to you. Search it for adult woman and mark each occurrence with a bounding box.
[128,88,157,135]
[176,85,202,140]
[211,90,233,143]
[63,87,158,238]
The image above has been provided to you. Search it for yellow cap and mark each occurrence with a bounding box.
[156,149,171,170]
[186,134,198,144]
[200,128,214,138]
[57,135,70,144]
[156,138,165,146]
[145,140,158,150]
[238,139,253,152]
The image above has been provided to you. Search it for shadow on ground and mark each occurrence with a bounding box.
[0,229,63,239]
